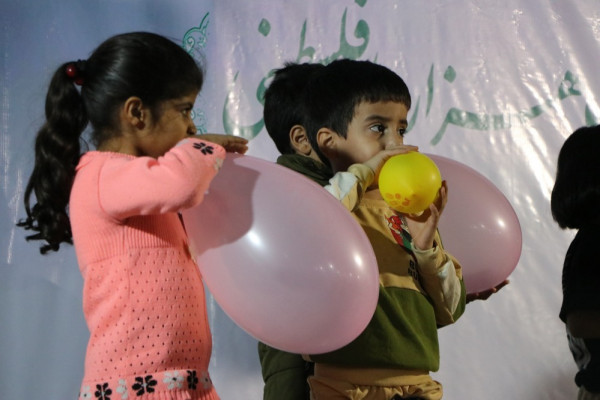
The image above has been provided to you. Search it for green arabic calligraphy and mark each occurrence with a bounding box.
[221,7,370,139]
[222,71,266,138]
[183,13,209,54]
[184,7,599,144]
[183,13,210,133]
[429,69,597,145]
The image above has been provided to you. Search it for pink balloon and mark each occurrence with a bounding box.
[181,154,379,354]
[427,154,522,294]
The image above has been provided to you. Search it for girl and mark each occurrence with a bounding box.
[18,32,248,399]
[551,125,600,400]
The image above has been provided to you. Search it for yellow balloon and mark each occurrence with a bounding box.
[378,152,442,214]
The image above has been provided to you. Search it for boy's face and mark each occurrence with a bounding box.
[329,100,409,172]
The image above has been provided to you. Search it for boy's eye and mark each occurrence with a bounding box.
[398,128,407,136]
[369,124,385,134]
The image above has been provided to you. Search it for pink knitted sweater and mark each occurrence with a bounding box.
[69,139,225,400]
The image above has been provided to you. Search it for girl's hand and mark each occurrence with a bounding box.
[196,134,249,154]
[403,180,448,250]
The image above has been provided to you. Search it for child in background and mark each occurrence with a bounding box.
[551,125,600,399]
[18,32,247,399]
[258,62,326,400]
[302,59,466,400]
[264,62,331,186]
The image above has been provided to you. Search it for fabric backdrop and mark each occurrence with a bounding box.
[1,1,598,399]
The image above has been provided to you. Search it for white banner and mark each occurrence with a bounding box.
[1,1,598,398]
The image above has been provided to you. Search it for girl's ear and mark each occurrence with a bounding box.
[289,125,313,155]
[122,96,146,130]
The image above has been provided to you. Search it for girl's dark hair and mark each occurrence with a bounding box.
[18,31,204,253]
[303,59,411,162]
[551,125,600,229]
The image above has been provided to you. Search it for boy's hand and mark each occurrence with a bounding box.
[364,145,418,183]
[466,280,509,303]
[403,180,448,250]
[196,134,249,154]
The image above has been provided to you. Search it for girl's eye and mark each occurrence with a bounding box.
[398,128,407,137]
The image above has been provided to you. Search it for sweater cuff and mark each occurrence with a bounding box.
[412,244,448,275]
[347,164,375,189]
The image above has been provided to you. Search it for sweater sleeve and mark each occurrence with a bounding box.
[413,233,466,326]
[324,164,375,212]
[98,139,225,219]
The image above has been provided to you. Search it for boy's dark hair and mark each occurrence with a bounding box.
[263,62,324,154]
[19,31,204,253]
[303,59,412,157]
[551,125,600,229]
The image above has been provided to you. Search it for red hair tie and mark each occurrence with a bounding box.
[65,60,86,86]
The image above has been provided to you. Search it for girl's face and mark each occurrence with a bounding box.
[136,90,199,158]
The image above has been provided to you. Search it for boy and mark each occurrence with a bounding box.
[258,62,326,400]
[302,59,467,400]
[263,62,331,186]
[260,61,419,399]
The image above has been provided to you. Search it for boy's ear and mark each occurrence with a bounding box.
[289,125,313,155]
[316,128,336,156]
[122,96,146,130]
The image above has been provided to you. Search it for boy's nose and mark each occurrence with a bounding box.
[385,133,404,148]
[188,124,198,136]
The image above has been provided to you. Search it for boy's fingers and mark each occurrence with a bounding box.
[386,145,418,153]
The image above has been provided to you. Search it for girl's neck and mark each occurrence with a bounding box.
[97,136,138,156]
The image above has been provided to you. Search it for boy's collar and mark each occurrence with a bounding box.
[276,154,333,187]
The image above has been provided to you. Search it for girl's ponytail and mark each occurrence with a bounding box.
[18,62,88,253]
[19,32,205,254]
